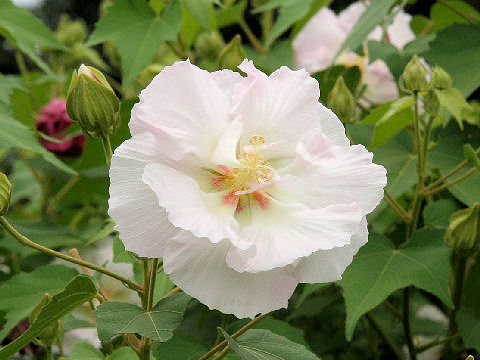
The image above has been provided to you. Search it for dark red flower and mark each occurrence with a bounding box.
[36,98,86,157]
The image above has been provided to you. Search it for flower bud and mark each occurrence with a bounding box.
[195,32,225,60]
[327,76,357,124]
[0,172,12,216]
[66,64,120,139]
[55,15,87,47]
[445,203,480,252]
[401,55,429,93]
[431,66,452,90]
[423,90,440,118]
[218,35,246,71]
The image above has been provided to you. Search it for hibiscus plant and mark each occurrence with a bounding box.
[0,0,480,360]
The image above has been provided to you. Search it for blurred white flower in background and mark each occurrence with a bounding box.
[12,0,44,9]
[293,2,415,103]
[108,59,387,318]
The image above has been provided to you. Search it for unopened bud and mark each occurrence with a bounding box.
[431,66,452,90]
[401,55,428,93]
[195,32,225,60]
[218,35,246,71]
[445,203,480,252]
[0,173,12,216]
[66,64,120,139]
[328,76,357,124]
[423,90,440,118]
[55,15,87,47]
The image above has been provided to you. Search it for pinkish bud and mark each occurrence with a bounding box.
[36,99,86,157]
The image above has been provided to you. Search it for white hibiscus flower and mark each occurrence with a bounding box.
[108,59,387,318]
[293,2,415,103]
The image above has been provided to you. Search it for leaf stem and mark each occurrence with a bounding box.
[437,0,480,23]
[198,313,269,360]
[424,168,477,196]
[384,191,411,222]
[14,51,40,111]
[366,313,404,360]
[140,258,159,360]
[238,18,265,53]
[0,216,143,292]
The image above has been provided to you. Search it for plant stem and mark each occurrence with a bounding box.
[403,288,417,360]
[449,253,467,335]
[46,175,79,216]
[238,18,265,53]
[424,168,477,196]
[0,216,143,292]
[198,313,269,360]
[437,0,480,23]
[415,335,460,353]
[146,258,158,311]
[366,313,404,360]
[101,135,113,168]
[139,258,159,360]
[384,191,411,222]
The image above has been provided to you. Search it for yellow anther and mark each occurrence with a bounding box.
[249,135,265,146]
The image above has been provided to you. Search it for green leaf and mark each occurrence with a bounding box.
[373,130,417,198]
[457,309,480,352]
[256,0,313,47]
[423,199,461,230]
[340,229,453,340]
[334,0,396,60]
[109,347,139,360]
[434,88,470,130]
[0,74,24,104]
[216,0,247,28]
[423,24,480,97]
[87,0,182,88]
[153,336,208,360]
[219,328,320,360]
[69,341,105,360]
[0,0,66,74]
[295,283,329,308]
[94,292,190,342]
[313,65,361,104]
[367,41,409,81]
[0,102,76,174]
[361,97,414,149]
[0,264,78,341]
[244,40,294,74]
[428,123,480,206]
[0,275,97,359]
[430,1,480,33]
[184,0,215,30]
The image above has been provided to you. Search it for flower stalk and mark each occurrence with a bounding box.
[0,216,143,292]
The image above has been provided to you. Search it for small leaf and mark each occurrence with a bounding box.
[340,229,453,341]
[0,102,76,174]
[361,97,414,149]
[245,40,294,74]
[94,293,190,342]
[0,275,97,359]
[215,0,247,28]
[152,336,207,360]
[457,309,480,352]
[434,88,471,130]
[110,347,139,360]
[69,341,105,360]
[334,0,397,60]
[219,328,320,360]
[423,199,461,230]
[87,0,182,88]
[184,0,215,30]
[0,0,66,74]
[0,264,79,342]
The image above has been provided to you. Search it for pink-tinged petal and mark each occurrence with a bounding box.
[230,198,363,273]
[211,69,243,103]
[318,105,351,149]
[211,117,243,168]
[386,11,415,50]
[142,162,252,250]
[294,217,368,283]
[338,2,366,34]
[232,63,321,160]
[129,60,232,164]
[293,8,346,72]
[108,133,179,258]
[282,132,387,214]
[163,232,297,319]
[362,59,399,103]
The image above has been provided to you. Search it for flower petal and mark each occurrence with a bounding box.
[294,217,368,283]
[142,162,253,250]
[108,133,178,258]
[386,11,415,50]
[293,8,346,72]
[163,232,297,319]
[211,117,243,168]
[129,60,232,164]
[363,60,399,103]
[233,61,321,160]
[230,198,363,273]
[283,132,387,214]
[211,69,243,103]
